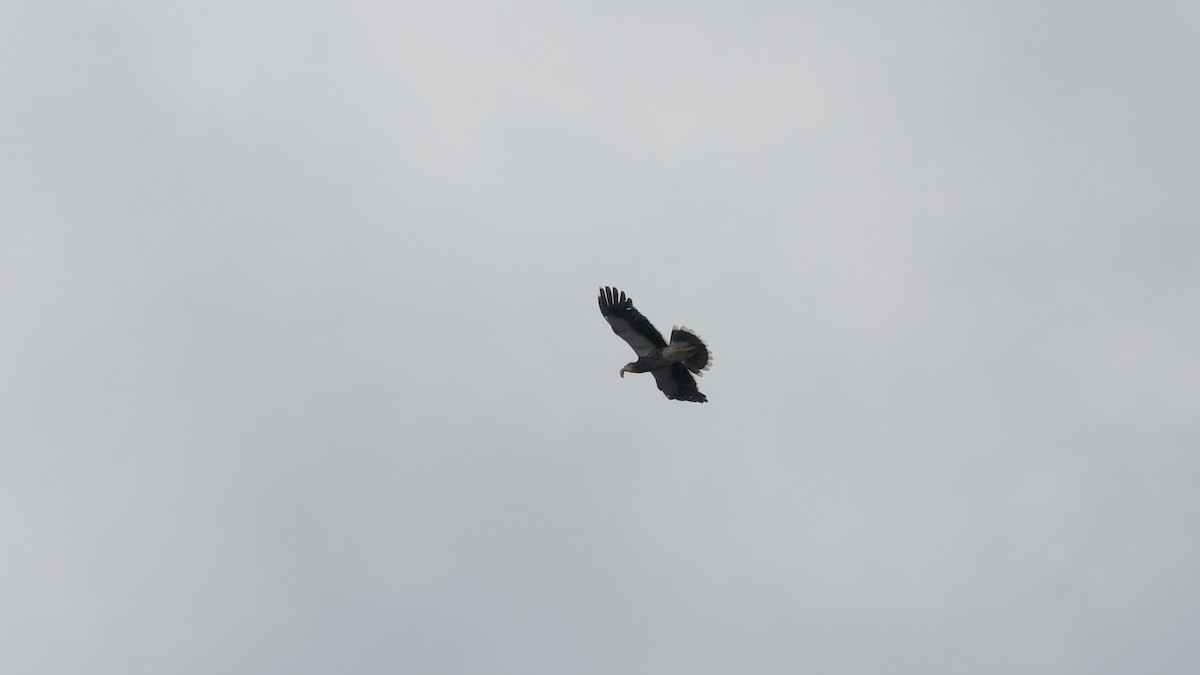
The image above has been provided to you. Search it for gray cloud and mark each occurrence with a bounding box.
[2,1,1198,673]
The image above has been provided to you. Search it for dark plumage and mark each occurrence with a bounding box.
[598,286,712,402]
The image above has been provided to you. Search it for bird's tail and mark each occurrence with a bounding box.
[670,326,713,376]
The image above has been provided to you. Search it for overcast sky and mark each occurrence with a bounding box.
[3,1,1199,673]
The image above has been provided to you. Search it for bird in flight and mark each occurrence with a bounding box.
[598,286,712,402]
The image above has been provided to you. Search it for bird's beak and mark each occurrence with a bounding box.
[619,368,626,378]
[619,364,632,378]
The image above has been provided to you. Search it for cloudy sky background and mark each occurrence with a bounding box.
[3,1,1199,673]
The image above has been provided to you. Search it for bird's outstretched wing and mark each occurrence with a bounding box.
[598,286,666,357]
[651,363,708,403]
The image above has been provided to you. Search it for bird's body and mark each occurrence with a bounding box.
[598,286,712,402]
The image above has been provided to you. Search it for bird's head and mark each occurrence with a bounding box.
[620,363,636,378]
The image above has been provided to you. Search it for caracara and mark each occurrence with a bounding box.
[598,286,712,402]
